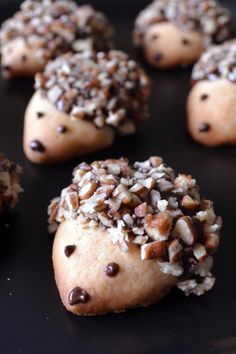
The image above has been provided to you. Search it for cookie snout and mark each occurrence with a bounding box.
[187,79,236,146]
[143,23,203,68]
[23,90,115,164]
[1,38,45,78]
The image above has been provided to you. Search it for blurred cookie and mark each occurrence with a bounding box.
[187,40,236,146]
[133,0,231,69]
[0,0,114,78]
[0,154,23,214]
[49,157,222,315]
[23,51,151,164]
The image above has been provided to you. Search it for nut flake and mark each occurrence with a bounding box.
[48,156,222,296]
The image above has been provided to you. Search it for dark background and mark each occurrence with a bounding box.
[0,1,236,353]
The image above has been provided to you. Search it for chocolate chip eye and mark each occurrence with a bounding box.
[29,140,45,152]
[68,287,90,305]
[153,52,163,62]
[64,245,76,257]
[56,125,67,134]
[182,38,190,45]
[36,112,44,118]
[151,34,159,41]
[198,122,211,133]
[105,263,119,277]
[200,94,209,101]
[21,55,27,62]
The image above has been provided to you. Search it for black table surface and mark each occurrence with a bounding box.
[0,1,236,353]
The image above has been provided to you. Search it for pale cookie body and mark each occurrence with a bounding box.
[53,220,176,316]
[134,0,231,69]
[187,79,236,146]
[143,23,203,68]
[49,157,222,315]
[24,91,114,164]
[1,38,45,78]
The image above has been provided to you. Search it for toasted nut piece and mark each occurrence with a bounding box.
[141,240,167,260]
[173,216,196,245]
[96,185,115,197]
[168,239,183,263]
[181,195,200,210]
[139,177,155,190]
[113,184,132,204]
[193,243,207,261]
[129,183,149,198]
[65,191,79,211]
[79,181,97,200]
[134,202,148,217]
[144,212,172,241]
[99,174,117,185]
[205,233,220,252]
[174,174,196,193]
[97,212,113,227]
[149,156,163,167]
[107,163,121,175]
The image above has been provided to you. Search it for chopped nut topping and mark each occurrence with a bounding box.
[141,240,167,261]
[192,40,236,84]
[35,50,151,134]
[0,154,23,213]
[48,156,222,296]
[0,1,114,62]
[134,0,231,49]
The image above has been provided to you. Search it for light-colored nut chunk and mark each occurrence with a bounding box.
[181,195,200,210]
[168,239,183,263]
[79,181,97,200]
[141,240,167,260]
[205,233,220,252]
[193,243,207,261]
[134,202,148,217]
[173,216,196,245]
[149,156,163,167]
[144,212,172,241]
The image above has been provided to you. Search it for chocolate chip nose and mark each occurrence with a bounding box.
[68,287,90,305]
[2,65,11,72]
[29,140,46,153]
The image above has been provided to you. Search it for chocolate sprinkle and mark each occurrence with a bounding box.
[56,125,67,134]
[105,263,120,277]
[29,140,45,152]
[198,122,210,133]
[68,287,90,305]
[64,245,76,257]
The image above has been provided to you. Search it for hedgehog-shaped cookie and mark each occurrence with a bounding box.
[48,157,222,315]
[23,50,151,164]
[133,0,231,69]
[187,39,236,146]
[0,0,114,78]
